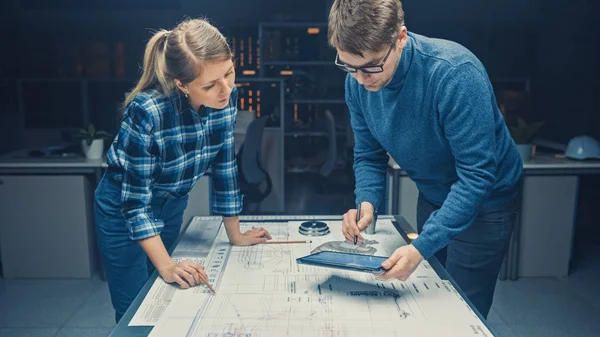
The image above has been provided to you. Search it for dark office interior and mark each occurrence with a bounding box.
[0,0,599,336]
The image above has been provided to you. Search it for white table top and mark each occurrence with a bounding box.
[0,149,107,169]
[388,154,600,174]
[521,155,600,170]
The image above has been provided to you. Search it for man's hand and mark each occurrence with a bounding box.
[380,244,424,281]
[342,202,375,243]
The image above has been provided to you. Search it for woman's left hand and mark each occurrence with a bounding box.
[229,227,272,246]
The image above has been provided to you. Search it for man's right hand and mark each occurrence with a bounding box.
[342,202,375,243]
[158,260,209,289]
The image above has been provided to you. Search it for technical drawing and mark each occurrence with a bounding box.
[147,221,494,337]
[188,291,414,337]
[236,244,292,271]
[311,239,379,255]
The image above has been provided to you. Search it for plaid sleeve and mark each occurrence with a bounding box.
[115,102,164,240]
[211,87,243,216]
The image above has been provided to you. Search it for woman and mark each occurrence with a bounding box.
[94,18,272,322]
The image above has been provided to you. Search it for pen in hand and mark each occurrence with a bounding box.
[354,203,361,245]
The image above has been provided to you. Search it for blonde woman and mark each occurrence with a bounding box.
[94,18,272,322]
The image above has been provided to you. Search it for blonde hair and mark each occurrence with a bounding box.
[329,0,404,56]
[124,18,232,109]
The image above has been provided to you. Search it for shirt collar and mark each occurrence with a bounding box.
[168,90,208,117]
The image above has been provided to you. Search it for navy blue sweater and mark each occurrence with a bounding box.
[346,32,523,259]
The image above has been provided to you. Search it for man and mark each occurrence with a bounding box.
[330,0,523,318]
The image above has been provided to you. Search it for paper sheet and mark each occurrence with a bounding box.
[147,219,493,337]
[128,257,207,326]
[129,216,222,326]
[171,217,223,259]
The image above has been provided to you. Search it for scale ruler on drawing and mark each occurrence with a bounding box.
[200,240,231,295]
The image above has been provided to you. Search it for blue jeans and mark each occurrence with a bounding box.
[94,171,188,323]
[417,193,519,319]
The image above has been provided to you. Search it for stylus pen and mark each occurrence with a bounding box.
[354,203,361,245]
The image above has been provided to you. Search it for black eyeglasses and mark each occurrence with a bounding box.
[335,43,395,74]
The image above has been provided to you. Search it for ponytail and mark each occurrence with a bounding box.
[123,18,233,111]
[123,29,174,110]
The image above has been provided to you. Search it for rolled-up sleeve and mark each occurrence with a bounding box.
[114,103,164,240]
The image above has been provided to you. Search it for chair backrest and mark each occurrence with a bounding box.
[319,110,336,177]
[240,116,269,183]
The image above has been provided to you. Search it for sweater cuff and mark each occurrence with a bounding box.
[356,191,382,213]
[410,234,438,260]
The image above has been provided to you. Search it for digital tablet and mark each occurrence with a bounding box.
[296,251,389,274]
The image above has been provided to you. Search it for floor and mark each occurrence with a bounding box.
[486,228,600,337]
[0,275,114,337]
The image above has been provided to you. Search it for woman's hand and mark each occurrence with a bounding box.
[222,217,272,246]
[158,260,209,289]
[229,227,273,246]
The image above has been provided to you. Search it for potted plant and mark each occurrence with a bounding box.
[77,124,113,160]
[509,117,544,162]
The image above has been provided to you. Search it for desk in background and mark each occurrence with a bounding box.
[386,154,600,279]
[0,151,211,279]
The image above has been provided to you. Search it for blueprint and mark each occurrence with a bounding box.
[170,217,223,259]
[129,257,206,326]
[311,239,379,255]
[148,219,493,337]
[130,217,222,326]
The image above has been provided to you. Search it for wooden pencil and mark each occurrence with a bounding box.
[263,240,311,244]
[198,273,216,293]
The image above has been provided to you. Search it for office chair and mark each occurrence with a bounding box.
[236,116,272,212]
[287,109,338,176]
[315,110,354,194]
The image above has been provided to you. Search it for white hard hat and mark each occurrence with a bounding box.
[565,135,600,160]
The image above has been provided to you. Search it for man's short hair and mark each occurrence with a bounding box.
[328,0,405,57]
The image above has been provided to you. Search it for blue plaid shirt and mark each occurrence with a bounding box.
[106,86,242,240]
